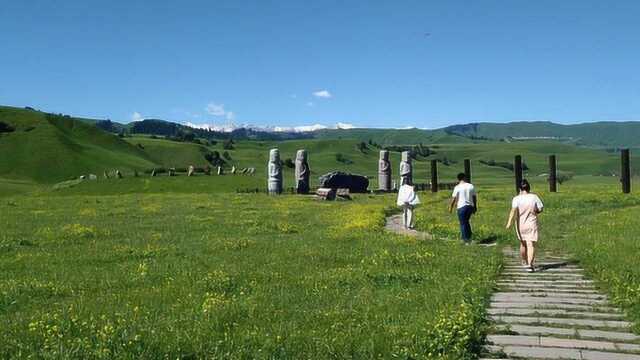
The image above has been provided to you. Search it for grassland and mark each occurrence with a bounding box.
[3,105,640,358]
[1,190,503,359]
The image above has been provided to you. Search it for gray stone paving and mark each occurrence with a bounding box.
[482,248,640,359]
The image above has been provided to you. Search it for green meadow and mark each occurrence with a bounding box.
[2,107,640,358]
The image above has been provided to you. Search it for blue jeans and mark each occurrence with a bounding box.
[457,205,474,242]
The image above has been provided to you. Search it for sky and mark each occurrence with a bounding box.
[1,0,639,130]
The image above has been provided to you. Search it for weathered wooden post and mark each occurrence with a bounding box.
[514,155,523,193]
[621,149,631,194]
[430,160,438,193]
[464,159,472,183]
[549,155,557,192]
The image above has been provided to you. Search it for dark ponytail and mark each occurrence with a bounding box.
[520,179,531,192]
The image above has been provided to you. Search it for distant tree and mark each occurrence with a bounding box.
[557,171,574,184]
[205,151,225,166]
[223,151,232,160]
[357,141,368,153]
[335,153,353,164]
[0,121,15,133]
[223,138,235,150]
[283,158,295,168]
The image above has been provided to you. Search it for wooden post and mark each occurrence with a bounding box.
[549,155,557,192]
[514,155,523,193]
[464,159,472,183]
[621,149,631,194]
[430,160,438,193]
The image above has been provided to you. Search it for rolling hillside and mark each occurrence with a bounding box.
[443,121,640,147]
[0,105,637,191]
[0,106,155,183]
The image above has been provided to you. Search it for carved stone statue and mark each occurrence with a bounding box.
[295,149,310,194]
[267,149,283,195]
[399,151,412,186]
[378,150,392,191]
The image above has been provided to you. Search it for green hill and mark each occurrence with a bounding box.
[443,121,640,147]
[313,128,472,146]
[0,106,155,183]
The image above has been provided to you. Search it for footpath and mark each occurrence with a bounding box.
[384,216,640,359]
[482,248,640,360]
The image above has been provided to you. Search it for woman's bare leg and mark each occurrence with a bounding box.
[403,207,409,228]
[408,206,414,229]
[526,241,536,267]
[520,240,528,265]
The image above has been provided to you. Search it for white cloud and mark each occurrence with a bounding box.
[273,124,329,132]
[336,122,355,129]
[131,111,144,122]
[306,101,315,107]
[184,122,239,133]
[205,103,227,116]
[312,90,332,98]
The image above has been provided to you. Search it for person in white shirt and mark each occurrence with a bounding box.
[448,173,477,244]
[506,179,544,272]
[396,177,420,229]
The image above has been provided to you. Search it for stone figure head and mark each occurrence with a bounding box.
[296,149,307,162]
[401,151,411,163]
[379,150,389,161]
[269,149,280,163]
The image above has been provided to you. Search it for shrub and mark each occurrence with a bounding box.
[335,153,353,164]
[0,121,16,133]
[357,142,368,153]
[283,158,295,168]
[223,151,232,160]
[223,138,234,150]
[557,171,574,184]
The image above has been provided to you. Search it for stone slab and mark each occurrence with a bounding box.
[493,291,606,300]
[488,345,640,360]
[490,315,631,329]
[490,301,619,312]
[499,287,599,294]
[487,334,640,352]
[491,294,608,305]
[487,308,625,320]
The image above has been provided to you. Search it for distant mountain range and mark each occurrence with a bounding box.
[3,105,640,147]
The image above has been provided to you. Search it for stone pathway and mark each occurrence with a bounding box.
[482,248,640,360]
[384,214,432,239]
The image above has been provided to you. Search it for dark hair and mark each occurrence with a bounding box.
[520,179,531,192]
[457,172,467,181]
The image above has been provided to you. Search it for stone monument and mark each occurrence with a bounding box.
[399,151,412,185]
[378,150,392,191]
[267,149,283,195]
[294,149,310,194]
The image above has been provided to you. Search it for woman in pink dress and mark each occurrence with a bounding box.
[506,180,544,272]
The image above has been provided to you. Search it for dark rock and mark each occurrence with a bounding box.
[318,171,369,193]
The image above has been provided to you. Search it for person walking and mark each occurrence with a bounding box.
[449,173,477,244]
[506,179,544,272]
[397,178,420,229]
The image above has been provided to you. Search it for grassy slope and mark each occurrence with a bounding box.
[0,192,501,358]
[445,121,640,147]
[413,179,640,336]
[0,106,156,183]
[0,104,635,192]
[314,128,471,146]
[42,138,635,196]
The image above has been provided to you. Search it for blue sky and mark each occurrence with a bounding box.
[1,0,639,129]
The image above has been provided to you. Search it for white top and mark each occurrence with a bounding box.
[512,193,544,211]
[451,182,476,209]
[397,184,421,206]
